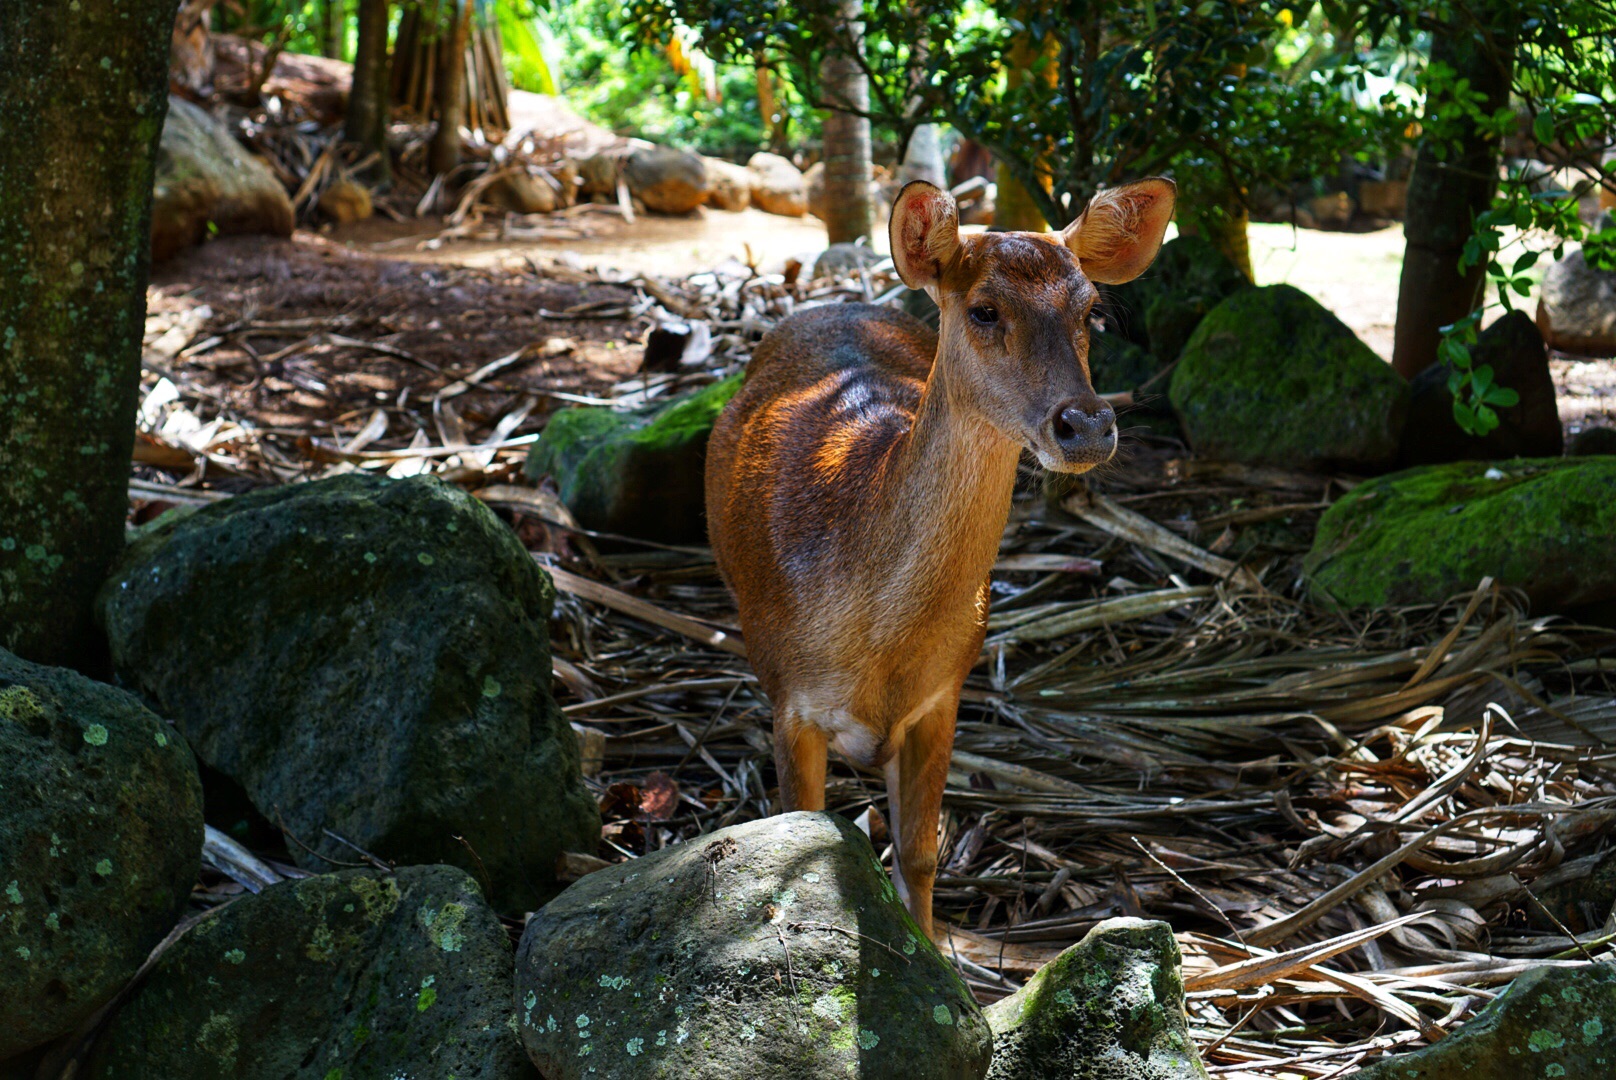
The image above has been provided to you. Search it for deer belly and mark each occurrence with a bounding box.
[783,685,948,768]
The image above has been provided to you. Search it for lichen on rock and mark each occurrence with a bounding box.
[983,918,1209,1080]
[84,865,535,1080]
[0,648,202,1061]
[514,812,992,1080]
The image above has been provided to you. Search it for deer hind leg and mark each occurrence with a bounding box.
[883,700,957,938]
[774,712,828,812]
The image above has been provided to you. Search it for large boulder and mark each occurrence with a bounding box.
[85,865,535,1080]
[1348,963,1615,1080]
[151,95,294,262]
[0,649,202,1061]
[704,157,753,211]
[525,374,743,545]
[623,146,710,214]
[514,812,992,1080]
[1100,235,1251,363]
[1305,457,1616,612]
[985,918,1208,1080]
[1170,284,1410,471]
[1397,311,1563,466]
[1537,245,1616,357]
[96,474,600,914]
[811,242,883,280]
[748,152,808,217]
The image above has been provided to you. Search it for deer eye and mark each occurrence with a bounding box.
[968,305,998,326]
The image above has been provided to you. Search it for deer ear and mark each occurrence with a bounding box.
[889,181,960,291]
[1062,178,1176,285]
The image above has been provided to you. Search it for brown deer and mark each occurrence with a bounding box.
[705,178,1175,935]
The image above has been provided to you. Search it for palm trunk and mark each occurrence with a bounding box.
[1392,20,1514,378]
[992,33,1059,232]
[323,0,345,61]
[819,0,873,244]
[428,0,472,175]
[345,0,392,180]
[0,0,175,668]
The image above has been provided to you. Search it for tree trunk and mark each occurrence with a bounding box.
[323,0,345,61]
[0,0,175,668]
[900,123,948,189]
[1178,161,1255,281]
[345,0,391,180]
[992,34,1059,232]
[818,0,873,244]
[428,0,472,176]
[1392,20,1514,378]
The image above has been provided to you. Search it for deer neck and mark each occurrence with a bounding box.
[863,336,1023,631]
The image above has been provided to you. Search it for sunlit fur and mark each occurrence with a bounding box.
[705,178,1174,935]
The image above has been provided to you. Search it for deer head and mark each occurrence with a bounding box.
[888,177,1176,471]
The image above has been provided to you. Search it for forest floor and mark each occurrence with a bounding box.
[140,219,1616,1079]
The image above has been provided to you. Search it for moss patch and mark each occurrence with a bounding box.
[1305,457,1616,612]
[1169,284,1409,471]
[524,374,743,544]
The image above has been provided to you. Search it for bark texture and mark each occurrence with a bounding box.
[345,0,391,178]
[0,0,175,668]
[1392,20,1514,378]
[428,0,472,175]
[818,0,874,244]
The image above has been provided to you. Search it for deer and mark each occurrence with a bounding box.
[704,177,1175,936]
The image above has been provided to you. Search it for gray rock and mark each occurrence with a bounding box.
[984,918,1208,1080]
[96,474,599,914]
[84,865,536,1080]
[1537,246,1616,357]
[514,812,992,1080]
[1397,311,1562,466]
[704,157,752,212]
[152,96,294,262]
[748,152,807,217]
[811,243,883,279]
[623,147,710,214]
[0,649,202,1060]
[1348,963,1615,1080]
[1170,285,1410,471]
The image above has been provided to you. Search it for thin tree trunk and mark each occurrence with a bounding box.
[1392,19,1514,378]
[323,0,345,61]
[346,0,391,181]
[1178,161,1255,281]
[900,124,948,189]
[429,0,472,175]
[993,33,1058,232]
[0,0,175,668]
[819,0,873,244]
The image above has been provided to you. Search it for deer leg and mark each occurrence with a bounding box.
[884,702,956,938]
[774,713,828,812]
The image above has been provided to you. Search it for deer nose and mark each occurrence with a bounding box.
[1051,399,1116,453]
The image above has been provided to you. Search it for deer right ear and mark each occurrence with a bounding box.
[889,181,960,292]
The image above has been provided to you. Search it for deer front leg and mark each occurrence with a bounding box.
[774,712,828,812]
[884,701,957,938]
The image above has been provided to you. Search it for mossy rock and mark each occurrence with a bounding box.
[1304,457,1616,612]
[1169,285,1409,471]
[0,649,203,1061]
[84,865,536,1080]
[1098,235,1251,360]
[514,812,992,1080]
[984,918,1208,1080]
[1088,331,1162,395]
[525,374,744,544]
[96,474,600,914]
[1349,963,1616,1079]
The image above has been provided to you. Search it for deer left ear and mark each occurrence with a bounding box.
[1061,178,1176,285]
[889,181,961,292]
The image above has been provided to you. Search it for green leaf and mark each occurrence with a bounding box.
[1451,400,1480,435]
[1512,278,1533,297]
[1533,109,1555,145]
[1512,251,1540,274]
[1475,404,1500,434]
[1485,386,1520,408]
[1470,364,1494,396]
